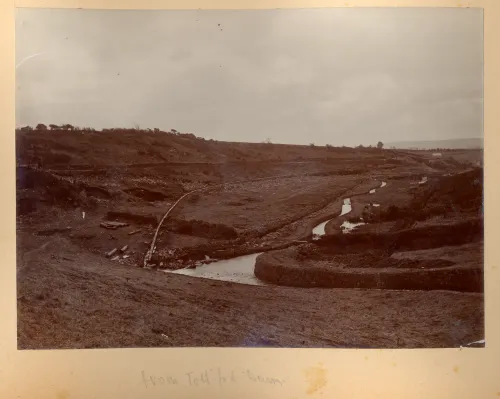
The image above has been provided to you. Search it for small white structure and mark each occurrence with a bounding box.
[432,153,442,157]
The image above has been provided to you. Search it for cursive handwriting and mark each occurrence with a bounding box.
[141,368,285,389]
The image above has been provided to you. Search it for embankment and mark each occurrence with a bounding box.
[254,219,483,292]
[254,249,482,292]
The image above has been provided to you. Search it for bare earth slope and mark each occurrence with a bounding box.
[16,127,484,349]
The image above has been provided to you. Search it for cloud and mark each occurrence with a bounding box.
[16,8,483,146]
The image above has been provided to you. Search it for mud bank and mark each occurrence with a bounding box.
[316,218,483,254]
[254,248,482,292]
[253,219,483,291]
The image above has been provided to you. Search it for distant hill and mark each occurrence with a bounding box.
[386,138,483,150]
[15,126,385,168]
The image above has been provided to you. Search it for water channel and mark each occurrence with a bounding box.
[165,181,387,285]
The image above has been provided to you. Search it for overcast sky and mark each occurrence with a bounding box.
[16,8,483,146]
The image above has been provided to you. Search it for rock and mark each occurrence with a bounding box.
[111,255,120,261]
[106,248,118,257]
[128,229,141,235]
[123,255,130,259]
[120,245,128,252]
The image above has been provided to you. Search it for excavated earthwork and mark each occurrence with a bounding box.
[254,219,483,292]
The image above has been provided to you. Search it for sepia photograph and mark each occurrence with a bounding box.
[15,7,484,350]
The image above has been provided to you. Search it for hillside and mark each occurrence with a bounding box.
[386,138,483,150]
[16,126,385,168]
[16,125,483,349]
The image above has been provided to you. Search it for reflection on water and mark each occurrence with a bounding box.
[166,252,265,286]
[312,220,329,236]
[163,181,389,286]
[340,198,352,216]
[370,181,386,194]
[341,220,366,234]
[312,198,352,237]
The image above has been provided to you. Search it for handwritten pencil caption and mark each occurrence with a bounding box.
[142,368,285,389]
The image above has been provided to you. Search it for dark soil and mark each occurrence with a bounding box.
[255,245,482,292]
[15,127,484,348]
[17,235,483,349]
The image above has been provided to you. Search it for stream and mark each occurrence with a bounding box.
[160,176,478,347]
[312,198,352,236]
[167,252,265,286]
[164,181,386,285]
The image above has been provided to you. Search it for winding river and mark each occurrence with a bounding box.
[164,181,387,285]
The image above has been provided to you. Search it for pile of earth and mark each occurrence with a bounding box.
[16,167,108,215]
[415,167,483,212]
[360,168,483,224]
[254,219,483,291]
[313,218,482,255]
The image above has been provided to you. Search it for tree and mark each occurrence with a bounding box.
[49,124,59,130]
[377,141,384,149]
[36,123,47,131]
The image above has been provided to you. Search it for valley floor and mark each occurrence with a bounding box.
[17,234,483,349]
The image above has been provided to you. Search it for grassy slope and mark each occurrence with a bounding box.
[17,128,389,167]
[15,127,484,348]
